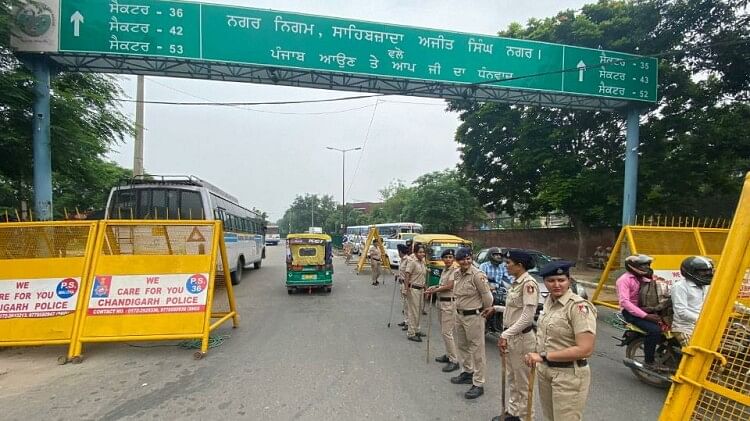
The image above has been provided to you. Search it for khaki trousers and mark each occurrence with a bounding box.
[438,300,458,363]
[506,332,537,418]
[400,283,408,322]
[537,363,591,421]
[371,260,381,282]
[454,313,486,386]
[406,288,423,336]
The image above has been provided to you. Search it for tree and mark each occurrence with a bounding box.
[278,194,340,234]
[451,0,749,262]
[378,170,485,233]
[1,1,133,218]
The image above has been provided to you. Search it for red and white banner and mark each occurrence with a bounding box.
[87,273,209,315]
[0,278,80,319]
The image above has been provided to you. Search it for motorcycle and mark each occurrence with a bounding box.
[616,313,681,388]
[485,284,507,335]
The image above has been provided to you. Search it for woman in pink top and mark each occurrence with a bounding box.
[615,255,664,370]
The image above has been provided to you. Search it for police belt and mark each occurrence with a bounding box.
[545,359,588,368]
[457,308,481,316]
[438,297,454,302]
[410,284,425,290]
[502,325,535,334]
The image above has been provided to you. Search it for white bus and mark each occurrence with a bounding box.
[104,175,265,285]
[266,224,280,245]
[346,222,424,238]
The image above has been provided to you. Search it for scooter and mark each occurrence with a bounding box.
[485,285,507,335]
[615,313,681,388]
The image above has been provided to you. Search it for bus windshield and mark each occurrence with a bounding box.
[108,187,204,220]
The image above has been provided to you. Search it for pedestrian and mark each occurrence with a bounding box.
[524,261,597,421]
[483,250,539,421]
[425,249,460,372]
[368,238,382,286]
[404,243,427,342]
[672,256,714,347]
[396,243,411,331]
[450,247,493,400]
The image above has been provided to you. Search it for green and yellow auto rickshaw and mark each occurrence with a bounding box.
[286,233,333,294]
[413,234,472,287]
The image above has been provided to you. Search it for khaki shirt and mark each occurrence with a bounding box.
[438,264,459,299]
[537,289,597,353]
[454,265,492,310]
[368,245,381,261]
[397,255,409,279]
[405,258,427,287]
[503,271,539,329]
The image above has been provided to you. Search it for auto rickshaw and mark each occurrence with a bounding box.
[412,234,472,287]
[286,233,333,294]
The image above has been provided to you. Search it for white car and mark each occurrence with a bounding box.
[384,239,406,268]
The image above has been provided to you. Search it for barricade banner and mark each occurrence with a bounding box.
[0,221,98,361]
[71,220,238,361]
[592,225,729,309]
[659,173,750,420]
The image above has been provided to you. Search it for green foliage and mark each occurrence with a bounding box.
[1,1,133,218]
[451,0,749,232]
[277,194,349,235]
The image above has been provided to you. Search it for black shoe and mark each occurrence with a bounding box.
[422,310,428,315]
[416,332,426,337]
[401,325,408,331]
[504,416,521,421]
[407,335,422,342]
[397,322,406,327]
[442,362,460,372]
[435,354,449,363]
[465,385,484,399]
[492,413,514,421]
[450,371,473,384]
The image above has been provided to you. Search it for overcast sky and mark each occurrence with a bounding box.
[108,0,589,220]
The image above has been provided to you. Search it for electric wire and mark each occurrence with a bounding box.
[345,98,381,199]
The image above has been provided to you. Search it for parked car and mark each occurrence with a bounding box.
[474,247,589,301]
[383,238,406,268]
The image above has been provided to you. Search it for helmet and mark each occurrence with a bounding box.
[680,256,714,286]
[625,254,654,278]
[488,247,502,263]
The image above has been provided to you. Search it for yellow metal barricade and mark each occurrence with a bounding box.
[71,220,238,361]
[592,225,729,309]
[0,221,98,361]
[659,173,750,420]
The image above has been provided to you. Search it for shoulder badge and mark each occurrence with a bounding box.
[577,303,589,315]
[526,283,536,294]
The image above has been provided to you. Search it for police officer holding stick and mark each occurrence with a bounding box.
[483,250,539,421]
[425,249,460,372]
[524,261,597,421]
[404,244,427,342]
[450,247,493,399]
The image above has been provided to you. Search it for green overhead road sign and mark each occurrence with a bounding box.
[57,0,657,103]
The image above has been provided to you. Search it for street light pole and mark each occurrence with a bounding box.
[326,146,362,233]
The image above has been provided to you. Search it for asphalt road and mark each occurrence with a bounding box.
[0,245,667,420]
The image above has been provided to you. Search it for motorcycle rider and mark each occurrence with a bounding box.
[480,247,513,289]
[616,254,664,370]
[672,256,714,347]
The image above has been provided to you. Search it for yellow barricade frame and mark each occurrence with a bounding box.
[0,221,98,360]
[356,226,391,274]
[659,173,750,420]
[69,220,238,362]
[592,225,729,309]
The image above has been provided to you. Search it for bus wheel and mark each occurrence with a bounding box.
[254,259,262,269]
[231,259,244,285]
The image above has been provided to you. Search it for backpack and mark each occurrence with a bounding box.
[638,278,673,325]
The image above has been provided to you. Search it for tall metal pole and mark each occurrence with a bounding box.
[326,146,362,233]
[133,75,145,176]
[622,108,640,226]
[32,56,53,221]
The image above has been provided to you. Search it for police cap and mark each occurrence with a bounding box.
[396,244,409,254]
[455,247,472,261]
[504,249,534,269]
[441,249,455,258]
[539,260,575,278]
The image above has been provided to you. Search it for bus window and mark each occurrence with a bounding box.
[180,191,203,220]
[167,189,179,219]
[138,189,151,218]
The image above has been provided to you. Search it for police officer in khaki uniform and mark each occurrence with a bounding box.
[450,247,493,399]
[525,261,597,421]
[396,244,411,331]
[425,249,460,372]
[404,244,427,342]
[368,239,382,286]
[483,250,539,421]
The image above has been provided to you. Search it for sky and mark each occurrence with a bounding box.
[108,0,589,220]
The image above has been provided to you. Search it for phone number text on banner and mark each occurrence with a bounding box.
[0,278,80,319]
[88,273,209,315]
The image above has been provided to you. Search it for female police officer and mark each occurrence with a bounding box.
[524,261,596,421]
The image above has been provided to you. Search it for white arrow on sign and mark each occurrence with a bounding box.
[70,11,84,37]
[577,60,586,82]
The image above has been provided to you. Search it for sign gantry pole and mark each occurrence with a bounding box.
[622,108,641,227]
[32,55,53,221]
